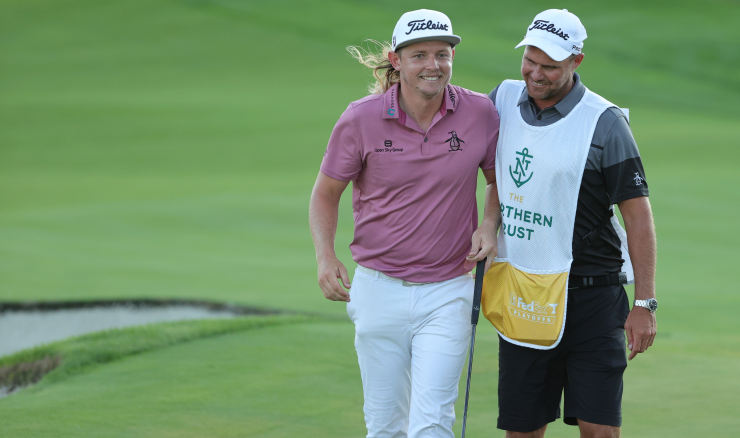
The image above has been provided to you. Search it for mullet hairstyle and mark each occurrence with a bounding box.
[347,40,401,95]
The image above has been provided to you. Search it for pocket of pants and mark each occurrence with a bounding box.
[347,268,373,323]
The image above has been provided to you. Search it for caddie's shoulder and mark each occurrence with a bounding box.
[604,107,629,124]
[596,107,633,137]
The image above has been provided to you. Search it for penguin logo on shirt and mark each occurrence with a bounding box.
[446,131,464,152]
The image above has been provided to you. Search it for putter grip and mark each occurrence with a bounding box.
[471,258,486,325]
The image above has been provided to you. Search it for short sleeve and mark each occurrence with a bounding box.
[481,99,500,170]
[488,83,501,106]
[600,109,649,204]
[320,104,364,182]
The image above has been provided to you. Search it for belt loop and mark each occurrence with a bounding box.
[374,270,379,280]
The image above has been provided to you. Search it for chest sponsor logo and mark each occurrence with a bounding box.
[445,130,464,152]
[633,172,644,186]
[509,147,534,187]
[375,140,404,153]
[509,291,558,325]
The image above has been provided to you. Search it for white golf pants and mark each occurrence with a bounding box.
[347,266,474,438]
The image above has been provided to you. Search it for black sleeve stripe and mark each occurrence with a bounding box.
[590,143,604,150]
[603,156,648,203]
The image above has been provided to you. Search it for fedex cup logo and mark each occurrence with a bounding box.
[509,291,558,315]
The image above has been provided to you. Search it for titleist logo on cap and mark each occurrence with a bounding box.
[405,19,449,35]
[528,20,570,41]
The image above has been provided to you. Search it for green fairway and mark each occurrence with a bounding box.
[2,320,738,437]
[1,0,739,435]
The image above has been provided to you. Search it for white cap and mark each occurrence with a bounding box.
[515,9,587,61]
[391,9,461,52]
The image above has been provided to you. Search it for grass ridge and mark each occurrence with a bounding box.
[0,313,328,395]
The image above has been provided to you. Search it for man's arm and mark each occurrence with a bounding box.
[619,196,657,360]
[467,168,501,272]
[309,171,352,302]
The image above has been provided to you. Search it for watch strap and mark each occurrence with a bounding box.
[634,298,657,313]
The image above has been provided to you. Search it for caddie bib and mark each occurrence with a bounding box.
[482,80,634,349]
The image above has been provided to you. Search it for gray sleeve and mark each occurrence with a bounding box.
[592,107,641,167]
[488,84,502,105]
[592,107,649,203]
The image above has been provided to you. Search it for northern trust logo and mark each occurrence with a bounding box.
[509,147,533,187]
[509,291,558,324]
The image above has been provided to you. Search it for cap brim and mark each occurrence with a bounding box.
[395,35,461,51]
[515,36,571,62]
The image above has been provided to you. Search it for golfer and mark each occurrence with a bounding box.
[483,9,657,438]
[309,9,499,437]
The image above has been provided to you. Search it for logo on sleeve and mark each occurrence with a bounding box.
[445,131,464,152]
[633,173,645,186]
[509,148,534,187]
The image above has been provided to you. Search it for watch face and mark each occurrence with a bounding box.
[648,299,658,312]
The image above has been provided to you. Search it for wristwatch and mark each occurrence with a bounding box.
[633,298,658,313]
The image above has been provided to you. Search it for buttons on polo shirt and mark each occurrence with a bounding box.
[424,137,428,142]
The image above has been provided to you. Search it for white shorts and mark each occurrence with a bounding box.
[347,266,474,438]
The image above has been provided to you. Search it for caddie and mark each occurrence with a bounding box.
[308,9,500,438]
[481,9,657,438]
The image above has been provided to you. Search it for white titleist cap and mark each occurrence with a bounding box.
[391,9,461,52]
[515,9,587,61]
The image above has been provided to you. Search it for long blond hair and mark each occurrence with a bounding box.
[347,40,400,95]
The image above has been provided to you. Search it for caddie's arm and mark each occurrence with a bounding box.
[467,168,501,272]
[619,196,657,360]
[309,171,352,302]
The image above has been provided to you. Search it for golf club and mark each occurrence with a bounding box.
[461,257,486,438]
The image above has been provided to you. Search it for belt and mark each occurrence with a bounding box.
[356,265,471,287]
[569,272,628,288]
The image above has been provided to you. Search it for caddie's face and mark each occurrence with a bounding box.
[390,41,454,100]
[521,45,583,107]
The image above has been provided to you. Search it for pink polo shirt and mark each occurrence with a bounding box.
[321,83,499,282]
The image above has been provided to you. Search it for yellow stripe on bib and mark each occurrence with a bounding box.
[482,262,568,347]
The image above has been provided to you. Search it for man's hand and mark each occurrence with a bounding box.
[467,168,500,273]
[467,221,497,272]
[309,172,351,303]
[624,306,657,360]
[317,256,351,302]
[618,196,657,361]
